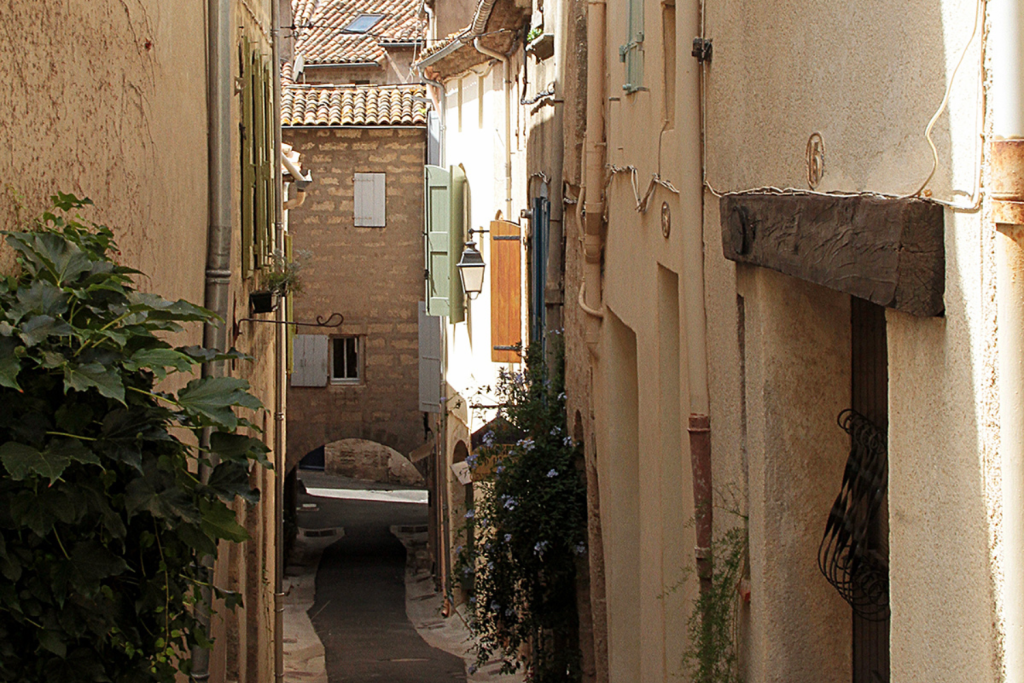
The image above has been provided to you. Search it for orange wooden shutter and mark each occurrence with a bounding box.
[490,220,521,363]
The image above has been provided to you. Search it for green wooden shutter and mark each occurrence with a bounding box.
[620,0,644,93]
[424,165,451,317]
[241,39,255,279]
[448,164,466,324]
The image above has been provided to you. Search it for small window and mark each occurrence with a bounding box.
[331,336,361,382]
[354,172,386,227]
[344,14,383,34]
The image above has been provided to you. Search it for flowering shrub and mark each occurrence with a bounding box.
[455,341,588,681]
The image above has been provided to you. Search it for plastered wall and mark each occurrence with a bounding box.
[0,3,284,682]
[704,0,999,679]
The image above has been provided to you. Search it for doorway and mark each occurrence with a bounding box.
[850,297,890,683]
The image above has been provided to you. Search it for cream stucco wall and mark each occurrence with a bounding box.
[565,0,1000,678]
[0,3,284,682]
[704,0,998,680]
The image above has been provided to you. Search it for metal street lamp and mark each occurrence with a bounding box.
[456,240,486,299]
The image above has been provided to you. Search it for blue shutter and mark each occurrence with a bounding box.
[531,196,550,344]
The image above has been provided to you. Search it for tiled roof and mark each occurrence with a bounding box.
[291,0,424,65]
[281,83,428,126]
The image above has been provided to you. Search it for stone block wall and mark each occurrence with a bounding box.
[284,127,427,471]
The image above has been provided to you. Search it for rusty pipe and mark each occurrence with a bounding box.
[688,415,713,594]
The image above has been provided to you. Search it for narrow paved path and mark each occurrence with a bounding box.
[299,476,466,683]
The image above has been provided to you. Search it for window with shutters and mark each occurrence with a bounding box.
[354,173,386,227]
[240,37,276,279]
[490,220,522,363]
[620,0,644,93]
[331,336,361,383]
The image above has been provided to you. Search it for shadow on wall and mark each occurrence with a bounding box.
[315,438,426,487]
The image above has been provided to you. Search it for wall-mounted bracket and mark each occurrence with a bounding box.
[234,312,344,337]
[692,37,712,63]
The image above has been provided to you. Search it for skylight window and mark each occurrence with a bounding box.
[344,14,383,33]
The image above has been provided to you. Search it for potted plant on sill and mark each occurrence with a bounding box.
[250,249,307,313]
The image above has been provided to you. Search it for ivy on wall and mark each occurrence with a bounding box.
[0,195,269,682]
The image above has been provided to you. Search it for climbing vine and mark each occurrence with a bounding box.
[680,494,748,683]
[455,340,588,682]
[0,195,270,682]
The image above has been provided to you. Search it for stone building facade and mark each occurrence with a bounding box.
[283,121,429,471]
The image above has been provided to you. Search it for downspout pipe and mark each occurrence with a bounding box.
[193,0,231,680]
[580,0,607,358]
[418,73,446,167]
[272,0,286,680]
[688,0,714,599]
[991,0,1024,678]
[473,38,513,220]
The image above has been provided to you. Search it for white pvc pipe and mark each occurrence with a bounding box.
[473,38,513,220]
[993,0,1024,678]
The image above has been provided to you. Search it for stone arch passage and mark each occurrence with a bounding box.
[322,438,425,487]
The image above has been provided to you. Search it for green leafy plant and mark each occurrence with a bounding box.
[261,248,307,297]
[527,26,543,43]
[0,194,271,682]
[455,340,588,682]
[679,493,747,683]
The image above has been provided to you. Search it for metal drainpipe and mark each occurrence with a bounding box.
[687,0,715,600]
[193,0,232,679]
[272,0,287,679]
[991,0,1024,678]
[472,38,513,220]
[421,75,446,167]
[580,0,607,360]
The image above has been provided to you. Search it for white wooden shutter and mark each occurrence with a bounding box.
[418,302,442,412]
[354,173,385,227]
[291,334,329,386]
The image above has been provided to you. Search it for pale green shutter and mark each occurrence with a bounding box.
[621,0,644,93]
[448,165,467,324]
[424,165,451,317]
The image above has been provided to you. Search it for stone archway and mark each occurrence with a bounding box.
[323,438,425,487]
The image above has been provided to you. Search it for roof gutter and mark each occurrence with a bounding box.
[304,61,382,68]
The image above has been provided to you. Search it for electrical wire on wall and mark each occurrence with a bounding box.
[697,0,987,212]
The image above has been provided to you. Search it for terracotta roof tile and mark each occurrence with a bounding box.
[291,0,424,65]
[282,83,427,126]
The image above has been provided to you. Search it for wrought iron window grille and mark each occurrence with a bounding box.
[818,409,890,621]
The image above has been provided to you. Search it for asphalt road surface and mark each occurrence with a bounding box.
[298,473,466,682]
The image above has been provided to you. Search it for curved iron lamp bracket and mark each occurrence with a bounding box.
[234,312,344,337]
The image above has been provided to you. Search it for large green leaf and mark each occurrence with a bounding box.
[177,377,262,430]
[71,541,127,582]
[0,337,21,390]
[199,498,249,543]
[206,462,259,504]
[6,232,92,286]
[9,280,68,323]
[19,314,73,347]
[63,362,125,403]
[125,348,195,380]
[209,432,271,466]
[0,442,70,483]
